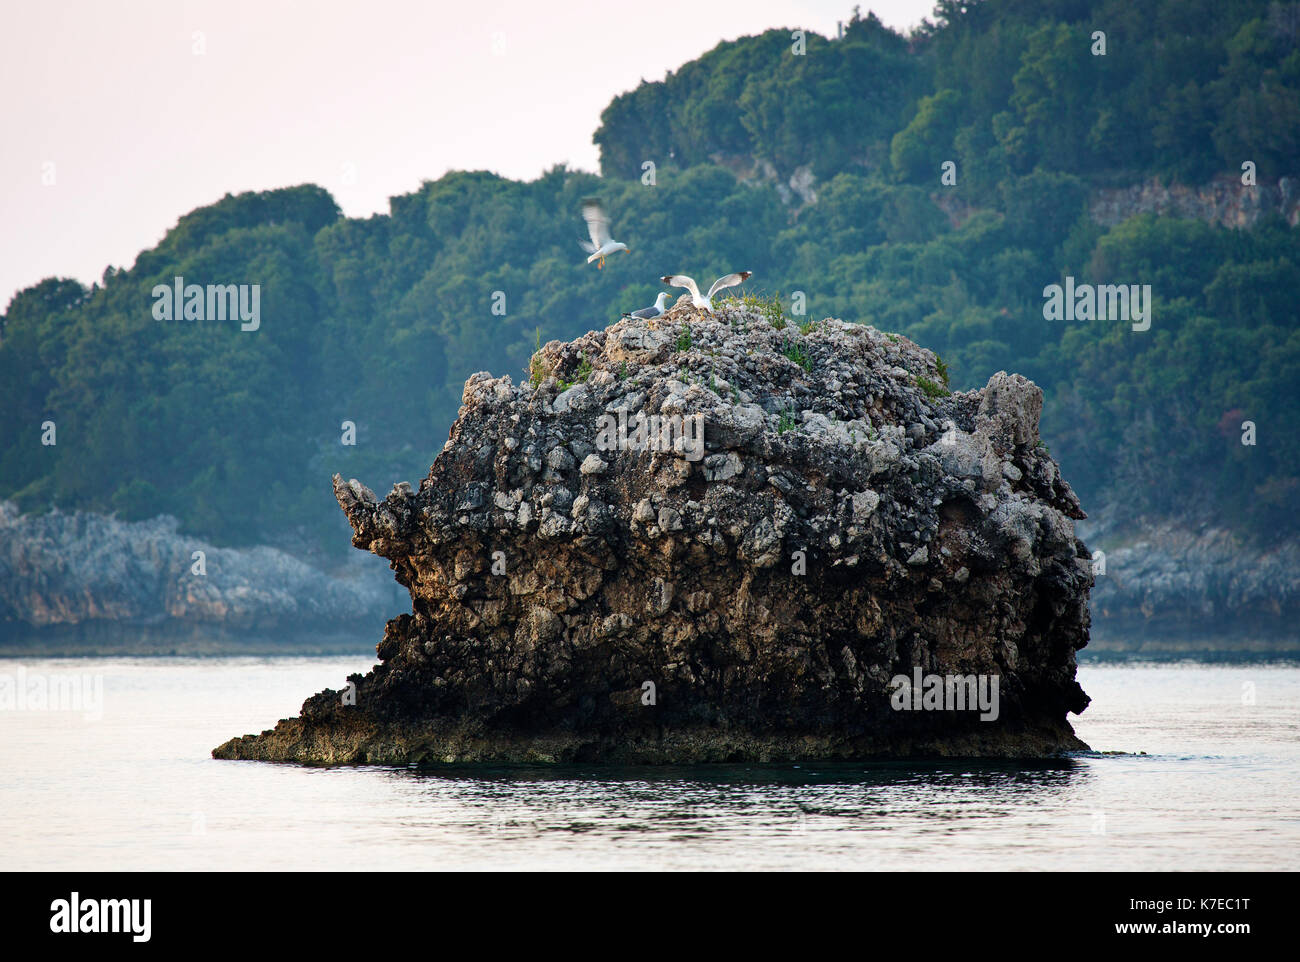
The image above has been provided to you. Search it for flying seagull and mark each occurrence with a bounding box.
[580,198,629,269]
[621,291,670,320]
[660,271,753,312]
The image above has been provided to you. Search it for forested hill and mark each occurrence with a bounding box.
[2,0,1297,557]
[597,0,1299,189]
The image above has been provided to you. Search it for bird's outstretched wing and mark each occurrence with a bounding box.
[707,271,753,298]
[661,275,701,299]
[581,198,612,252]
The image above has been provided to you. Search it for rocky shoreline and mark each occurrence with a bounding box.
[1082,516,1300,657]
[215,302,1095,764]
[0,501,401,650]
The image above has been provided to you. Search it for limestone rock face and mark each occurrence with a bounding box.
[1089,175,1300,229]
[0,501,398,637]
[1083,515,1300,654]
[214,304,1094,764]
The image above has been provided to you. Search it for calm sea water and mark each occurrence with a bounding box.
[1,655,1297,870]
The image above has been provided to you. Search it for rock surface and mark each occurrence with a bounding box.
[1089,175,1300,229]
[0,501,400,647]
[931,174,1300,233]
[214,303,1094,764]
[1082,515,1300,655]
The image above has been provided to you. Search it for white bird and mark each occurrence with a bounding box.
[660,271,753,312]
[580,198,629,269]
[621,292,670,320]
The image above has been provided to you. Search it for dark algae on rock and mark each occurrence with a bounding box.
[214,301,1093,764]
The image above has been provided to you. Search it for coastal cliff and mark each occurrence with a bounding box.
[1083,516,1300,656]
[215,302,1094,764]
[0,502,400,652]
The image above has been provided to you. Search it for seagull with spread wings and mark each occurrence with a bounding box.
[660,271,753,312]
[580,198,629,269]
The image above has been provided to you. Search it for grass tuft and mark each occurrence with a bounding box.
[528,327,548,387]
[782,339,811,372]
[915,374,950,399]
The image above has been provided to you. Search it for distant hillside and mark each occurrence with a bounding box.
[2,0,1297,563]
[597,0,1299,190]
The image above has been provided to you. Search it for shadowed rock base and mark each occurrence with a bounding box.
[213,714,1087,765]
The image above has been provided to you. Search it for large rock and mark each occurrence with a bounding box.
[214,304,1094,764]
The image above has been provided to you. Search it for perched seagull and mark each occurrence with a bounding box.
[580,198,629,269]
[660,271,753,312]
[621,291,670,320]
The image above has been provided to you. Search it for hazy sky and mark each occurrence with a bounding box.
[1,0,934,310]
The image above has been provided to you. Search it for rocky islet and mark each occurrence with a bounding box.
[214,298,1095,764]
